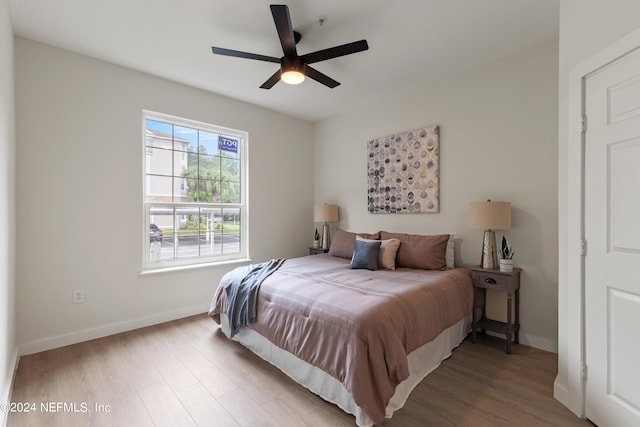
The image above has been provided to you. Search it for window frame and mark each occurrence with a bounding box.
[141,110,249,273]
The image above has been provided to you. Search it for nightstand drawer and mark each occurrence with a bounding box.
[472,271,509,290]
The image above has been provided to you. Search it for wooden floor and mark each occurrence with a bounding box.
[8,314,593,427]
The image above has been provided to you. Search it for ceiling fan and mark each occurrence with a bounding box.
[211,4,369,89]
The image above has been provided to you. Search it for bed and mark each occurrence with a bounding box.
[208,230,473,426]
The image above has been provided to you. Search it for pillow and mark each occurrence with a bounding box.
[446,233,455,268]
[350,239,381,270]
[356,236,401,270]
[379,231,450,270]
[328,229,381,259]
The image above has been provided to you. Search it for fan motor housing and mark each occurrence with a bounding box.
[281,56,306,74]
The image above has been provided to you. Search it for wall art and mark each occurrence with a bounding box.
[367,125,439,213]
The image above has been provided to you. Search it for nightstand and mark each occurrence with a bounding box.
[309,247,329,255]
[470,267,521,354]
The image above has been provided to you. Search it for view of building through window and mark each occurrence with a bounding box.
[143,112,247,270]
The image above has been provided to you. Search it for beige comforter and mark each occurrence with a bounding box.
[209,254,473,424]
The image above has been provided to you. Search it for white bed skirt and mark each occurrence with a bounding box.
[219,313,472,426]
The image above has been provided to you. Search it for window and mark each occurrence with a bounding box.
[142,111,248,271]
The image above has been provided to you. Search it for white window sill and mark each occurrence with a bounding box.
[139,258,252,276]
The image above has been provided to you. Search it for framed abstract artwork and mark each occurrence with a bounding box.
[367,125,440,213]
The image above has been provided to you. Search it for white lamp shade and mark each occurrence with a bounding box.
[314,204,339,222]
[469,201,511,230]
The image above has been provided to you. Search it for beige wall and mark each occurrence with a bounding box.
[314,40,559,352]
[0,0,16,416]
[14,37,314,352]
[556,0,640,417]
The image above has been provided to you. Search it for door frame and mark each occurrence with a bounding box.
[560,27,640,418]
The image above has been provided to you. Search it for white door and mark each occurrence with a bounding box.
[585,46,640,427]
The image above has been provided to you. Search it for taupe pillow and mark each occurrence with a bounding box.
[379,231,449,270]
[328,229,380,259]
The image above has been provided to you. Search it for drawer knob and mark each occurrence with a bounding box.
[484,278,497,284]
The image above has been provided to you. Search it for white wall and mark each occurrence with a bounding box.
[14,37,314,353]
[0,0,17,416]
[556,0,640,417]
[315,40,559,352]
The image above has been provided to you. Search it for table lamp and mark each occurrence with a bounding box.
[469,200,511,269]
[314,204,339,250]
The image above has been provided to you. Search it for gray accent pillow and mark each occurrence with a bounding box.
[350,239,381,271]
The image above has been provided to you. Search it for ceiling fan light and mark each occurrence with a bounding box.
[281,70,305,85]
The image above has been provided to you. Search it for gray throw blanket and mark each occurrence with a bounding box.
[225,258,286,338]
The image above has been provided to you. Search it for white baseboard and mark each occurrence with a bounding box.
[482,330,557,353]
[18,304,209,356]
[2,346,19,427]
[518,332,557,353]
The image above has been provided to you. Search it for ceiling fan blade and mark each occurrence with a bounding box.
[302,40,369,64]
[260,70,281,89]
[270,4,297,57]
[212,47,280,63]
[305,66,340,88]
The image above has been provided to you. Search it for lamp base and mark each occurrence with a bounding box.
[322,222,331,250]
[481,230,499,270]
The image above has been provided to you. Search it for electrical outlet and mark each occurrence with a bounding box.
[72,289,84,304]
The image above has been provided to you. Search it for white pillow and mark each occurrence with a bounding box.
[446,233,455,267]
[356,236,401,270]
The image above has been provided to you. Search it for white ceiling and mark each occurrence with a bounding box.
[9,0,559,122]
